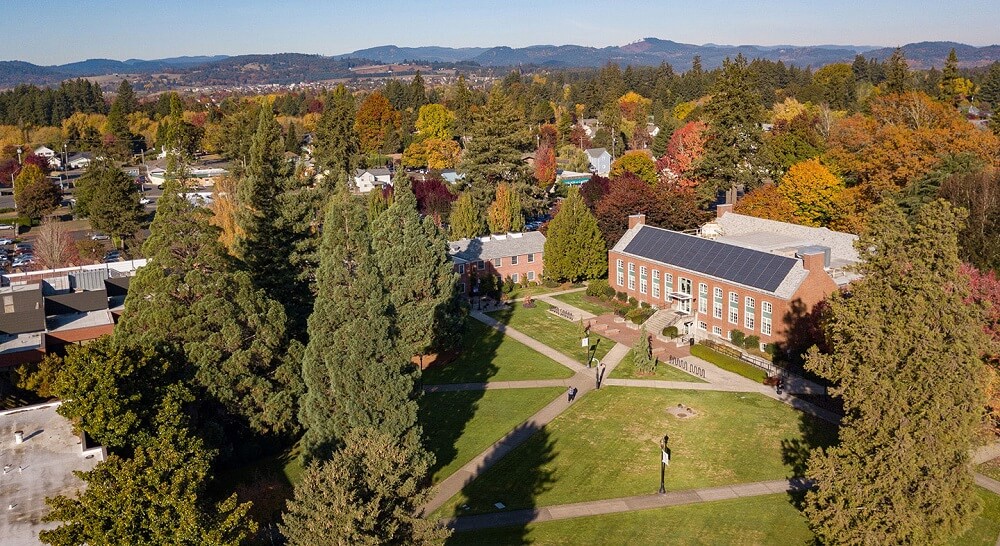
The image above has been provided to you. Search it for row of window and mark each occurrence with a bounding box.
[457,253,535,274]
[616,259,774,336]
[698,322,768,345]
[458,270,536,294]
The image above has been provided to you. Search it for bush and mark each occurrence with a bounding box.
[626,306,654,324]
[627,296,638,308]
[640,301,650,309]
[543,279,561,288]
[615,291,627,302]
[662,326,679,338]
[502,277,516,294]
[764,343,778,357]
[586,279,609,298]
[729,329,745,348]
[743,335,760,350]
[602,284,616,298]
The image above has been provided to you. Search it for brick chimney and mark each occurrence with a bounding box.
[628,214,646,229]
[798,250,826,272]
[716,203,734,218]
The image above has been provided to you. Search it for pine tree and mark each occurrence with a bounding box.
[315,85,359,181]
[281,429,447,545]
[285,121,299,153]
[695,54,766,202]
[299,190,420,461]
[804,200,989,544]
[632,327,656,374]
[449,191,485,239]
[883,48,911,94]
[486,182,524,234]
[74,159,144,246]
[979,62,1000,107]
[543,187,607,282]
[458,88,531,192]
[939,48,962,105]
[371,177,457,364]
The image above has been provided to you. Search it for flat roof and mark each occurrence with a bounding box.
[0,403,104,545]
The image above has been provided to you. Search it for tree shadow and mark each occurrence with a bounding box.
[774,298,829,385]
[443,422,557,545]
[781,409,839,511]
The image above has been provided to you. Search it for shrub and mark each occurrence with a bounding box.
[632,329,657,374]
[502,277,516,294]
[743,335,760,350]
[764,343,778,357]
[615,291,627,302]
[729,329,745,348]
[627,296,638,308]
[602,284,616,298]
[626,306,654,324]
[640,301,650,309]
[662,326,679,338]
[543,278,561,288]
[586,279,609,298]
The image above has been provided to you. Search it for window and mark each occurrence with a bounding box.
[664,273,673,292]
[713,287,723,319]
[616,259,624,287]
[729,291,738,305]
[745,314,755,330]
[527,271,535,281]
[511,255,519,265]
[639,266,648,294]
[698,321,707,331]
[527,253,535,263]
[458,264,465,275]
[512,273,519,283]
[712,325,723,337]
[628,263,635,290]
[698,283,708,313]
[679,278,692,295]
[476,260,484,270]
[729,306,739,325]
[744,297,755,330]
[761,301,773,336]
[652,270,660,299]
[459,282,466,294]
[494,257,502,267]
[2,295,12,314]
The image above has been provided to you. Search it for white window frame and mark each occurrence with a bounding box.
[639,266,648,294]
[712,325,723,337]
[512,273,519,283]
[627,263,635,290]
[458,264,465,275]
[698,283,708,313]
[527,253,535,263]
[652,270,660,299]
[698,321,707,331]
[729,291,738,305]
[679,277,692,295]
[713,287,723,319]
[664,273,673,292]
[616,259,624,287]
[527,271,535,281]
[729,306,739,325]
[745,314,755,330]
[761,301,773,336]
[494,257,502,267]
[511,255,519,265]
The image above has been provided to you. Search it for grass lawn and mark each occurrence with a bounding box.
[550,291,617,316]
[422,320,573,384]
[508,283,584,300]
[436,387,835,517]
[977,457,1000,482]
[447,493,813,546]
[421,388,564,483]
[609,350,707,383]
[216,444,304,538]
[691,344,768,383]
[489,300,612,365]
[951,488,1000,546]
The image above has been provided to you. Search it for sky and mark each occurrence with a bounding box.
[2,0,998,65]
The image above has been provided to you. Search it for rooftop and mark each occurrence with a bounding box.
[585,147,608,158]
[0,403,105,546]
[449,232,546,264]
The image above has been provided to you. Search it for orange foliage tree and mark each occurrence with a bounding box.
[354,91,400,154]
[733,185,798,223]
[534,145,556,186]
[656,120,706,189]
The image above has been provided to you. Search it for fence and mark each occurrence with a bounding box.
[702,339,778,376]
[662,354,707,379]
[548,306,575,321]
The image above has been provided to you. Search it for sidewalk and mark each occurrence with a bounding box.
[513,286,587,303]
[424,379,576,393]
[443,478,809,532]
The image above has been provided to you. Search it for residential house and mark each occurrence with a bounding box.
[579,118,600,138]
[33,146,55,159]
[353,168,393,194]
[607,207,859,348]
[585,148,612,176]
[439,169,466,185]
[66,152,94,170]
[449,232,545,295]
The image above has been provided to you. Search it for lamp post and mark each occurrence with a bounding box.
[16,147,22,166]
[659,434,670,494]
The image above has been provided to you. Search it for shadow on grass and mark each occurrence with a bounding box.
[781,409,840,511]
[445,422,557,545]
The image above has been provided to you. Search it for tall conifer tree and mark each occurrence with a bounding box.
[543,187,607,282]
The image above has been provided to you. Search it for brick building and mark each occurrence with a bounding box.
[449,232,545,295]
[607,207,859,347]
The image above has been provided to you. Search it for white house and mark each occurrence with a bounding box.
[33,146,56,158]
[353,168,392,194]
[66,152,94,170]
[585,148,612,177]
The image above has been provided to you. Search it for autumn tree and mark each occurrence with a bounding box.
[657,120,706,189]
[413,177,456,220]
[486,182,525,234]
[610,150,657,185]
[557,145,590,172]
[414,103,455,141]
[449,191,485,239]
[804,201,988,544]
[33,218,76,269]
[354,91,400,154]
[776,159,844,226]
[534,145,556,186]
[13,163,59,220]
[733,185,799,223]
[543,187,606,282]
[617,91,653,150]
[595,174,707,246]
[402,138,461,170]
[961,263,1000,429]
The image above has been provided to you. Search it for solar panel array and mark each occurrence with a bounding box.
[623,227,798,293]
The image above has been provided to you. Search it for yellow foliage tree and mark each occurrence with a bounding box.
[770,97,809,123]
[734,185,798,223]
[210,174,241,252]
[777,159,845,226]
[610,150,657,185]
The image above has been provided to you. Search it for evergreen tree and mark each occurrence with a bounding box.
[486,182,525,234]
[107,80,139,157]
[371,177,457,364]
[285,122,299,153]
[281,429,447,545]
[883,48,911,94]
[367,186,392,219]
[939,48,962,105]
[543,187,607,282]
[449,191,485,239]
[979,62,1000,107]
[458,88,531,194]
[632,327,656,374]
[299,190,421,461]
[695,54,766,202]
[315,85,359,181]
[804,201,989,544]
[74,159,144,246]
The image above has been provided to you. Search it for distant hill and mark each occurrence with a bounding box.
[0,55,230,86]
[863,41,1000,69]
[336,45,487,64]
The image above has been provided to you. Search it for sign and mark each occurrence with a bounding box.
[661,450,670,465]
[581,337,589,347]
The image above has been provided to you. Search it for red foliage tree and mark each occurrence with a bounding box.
[22,153,52,175]
[568,124,591,149]
[579,174,610,210]
[961,262,1000,428]
[656,120,706,189]
[534,145,556,186]
[412,177,456,219]
[594,174,709,246]
[538,123,558,149]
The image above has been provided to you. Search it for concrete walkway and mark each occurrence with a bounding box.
[973,441,1000,465]
[443,478,809,532]
[513,286,587,303]
[424,379,576,393]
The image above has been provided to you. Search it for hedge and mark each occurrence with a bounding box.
[690,344,768,383]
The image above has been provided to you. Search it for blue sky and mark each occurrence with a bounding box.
[2,0,998,65]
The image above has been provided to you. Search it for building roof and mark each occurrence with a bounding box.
[710,212,859,269]
[613,224,808,298]
[44,289,109,316]
[0,286,45,335]
[449,232,546,264]
[104,276,130,297]
[585,148,609,159]
[355,167,391,177]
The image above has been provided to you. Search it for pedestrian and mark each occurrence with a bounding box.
[567,386,574,402]
[599,362,607,384]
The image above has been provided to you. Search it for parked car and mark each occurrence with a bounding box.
[139,197,152,205]
[0,224,14,230]
[103,251,121,262]
[0,238,13,245]
[14,243,32,255]
[12,256,33,267]
[91,233,110,241]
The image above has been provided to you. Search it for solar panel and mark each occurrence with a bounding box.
[622,227,797,292]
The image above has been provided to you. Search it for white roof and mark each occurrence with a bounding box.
[449,231,545,263]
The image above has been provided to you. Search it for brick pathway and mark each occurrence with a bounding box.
[443,478,810,532]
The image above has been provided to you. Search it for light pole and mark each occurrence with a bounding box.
[63,143,68,173]
[16,147,22,166]
[659,434,670,494]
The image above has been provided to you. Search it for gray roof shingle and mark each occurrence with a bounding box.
[449,232,545,264]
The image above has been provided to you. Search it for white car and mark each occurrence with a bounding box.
[0,238,12,245]
[90,233,110,241]
[0,224,14,230]
[139,197,152,205]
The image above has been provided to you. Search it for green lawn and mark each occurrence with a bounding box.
[609,350,707,383]
[508,283,584,300]
[436,387,835,517]
[422,320,573,384]
[550,291,617,316]
[953,488,1000,546]
[420,388,564,483]
[447,494,813,546]
[489,301,612,365]
[691,344,768,383]
[977,457,1000,482]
